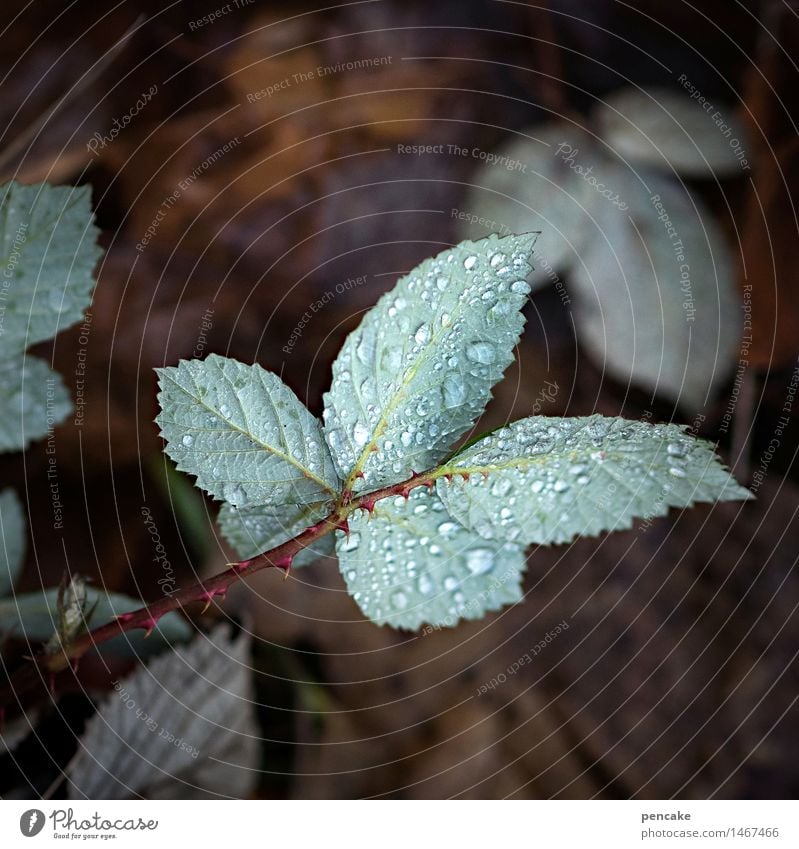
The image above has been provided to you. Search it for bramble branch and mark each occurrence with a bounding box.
[0,468,456,709]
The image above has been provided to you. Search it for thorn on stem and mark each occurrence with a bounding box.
[198,588,226,614]
[272,553,293,574]
[334,518,350,538]
[359,497,377,514]
[140,616,161,638]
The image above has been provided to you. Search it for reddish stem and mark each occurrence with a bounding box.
[0,468,443,709]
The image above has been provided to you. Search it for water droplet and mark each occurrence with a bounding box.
[341,532,361,552]
[441,375,466,407]
[466,342,497,364]
[222,483,248,507]
[553,480,569,493]
[438,521,458,535]
[511,279,530,295]
[443,575,459,590]
[48,289,66,312]
[182,434,194,447]
[669,467,687,478]
[491,478,512,497]
[667,442,685,457]
[436,276,449,291]
[390,590,408,609]
[466,548,494,575]
[414,324,431,345]
[463,255,478,270]
[490,252,507,268]
[353,423,370,447]
[418,574,433,595]
[400,430,413,447]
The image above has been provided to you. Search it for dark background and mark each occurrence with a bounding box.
[0,0,797,799]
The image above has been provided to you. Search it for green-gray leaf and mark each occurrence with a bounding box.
[218,500,334,567]
[568,169,739,411]
[594,86,750,178]
[0,355,72,452]
[0,182,101,355]
[337,488,526,630]
[0,489,25,596]
[437,415,752,546]
[458,123,601,289]
[0,586,191,655]
[323,233,536,493]
[156,355,341,508]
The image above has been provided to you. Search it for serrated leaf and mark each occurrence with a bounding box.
[67,625,259,800]
[437,415,751,546]
[218,500,334,567]
[0,488,25,596]
[0,182,101,355]
[0,355,72,452]
[458,124,602,288]
[156,354,340,508]
[337,488,526,630]
[0,586,191,655]
[595,86,750,178]
[569,169,739,410]
[323,233,535,493]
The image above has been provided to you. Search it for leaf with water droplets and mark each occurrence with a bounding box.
[0,182,101,355]
[0,488,25,597]
[218,500,334,567]
[323,234,536,492]
[437,415,751,546]
[156,355,341,508]
[0,355,72,452]
[336,488,526,630]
